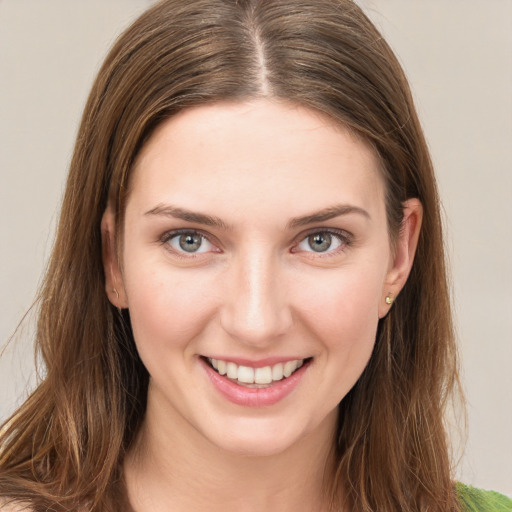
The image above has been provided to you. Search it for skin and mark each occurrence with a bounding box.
[102,99,422,512]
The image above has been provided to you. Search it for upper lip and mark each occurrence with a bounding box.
[200,355,311,368]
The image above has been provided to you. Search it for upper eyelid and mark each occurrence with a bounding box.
[160,229,220,255]
[288,231,352,261]
[160,230,220,259]
[293,227,352,244]
[160,228,216,243]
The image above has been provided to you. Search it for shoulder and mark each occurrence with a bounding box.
[457,483,512,512]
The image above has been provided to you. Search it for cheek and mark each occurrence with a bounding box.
[122,257,217,357]
[293,264,385,376]
[296,267,385,407]
[300,265,383,327]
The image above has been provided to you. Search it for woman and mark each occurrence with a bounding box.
[0,0,510,511]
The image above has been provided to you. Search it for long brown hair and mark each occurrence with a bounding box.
[0,1,461,510]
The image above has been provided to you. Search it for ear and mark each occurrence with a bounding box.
[101,205,129,309]
[378,198,423,318]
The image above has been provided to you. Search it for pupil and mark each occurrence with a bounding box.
[179,233,202,252]
[309,233,331,252]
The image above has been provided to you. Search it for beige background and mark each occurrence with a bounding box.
[1,0,510,496]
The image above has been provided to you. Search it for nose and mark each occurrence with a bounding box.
[219,250,293,348]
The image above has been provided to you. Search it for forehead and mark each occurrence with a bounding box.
[128,99,385,225]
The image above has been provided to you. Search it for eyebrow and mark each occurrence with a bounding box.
[144,203,370,230]
[287,204,371,229]
[144,204,232,230]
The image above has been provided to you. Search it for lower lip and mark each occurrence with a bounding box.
[201,358,310,407]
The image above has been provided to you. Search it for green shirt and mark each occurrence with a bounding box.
[457,483,512,511]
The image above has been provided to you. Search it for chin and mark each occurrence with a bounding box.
[202,410,336,459]
[211,431,301,458]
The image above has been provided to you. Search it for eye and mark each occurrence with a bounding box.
[295,231,346,254]
[164,231,215,254]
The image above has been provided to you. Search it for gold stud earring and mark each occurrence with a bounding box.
[385,295,394,305]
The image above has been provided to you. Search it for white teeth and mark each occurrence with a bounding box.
[226,362,238,379]
[217,359,227,375]
[207,357,306,385]
[237,365,255,383]
[271,363,284,381]
[283,360,299,378]
[254,366,272,384]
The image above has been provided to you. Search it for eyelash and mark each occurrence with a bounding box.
[159,228,353,258]
[159,229,219,259]
[292,228,353,257]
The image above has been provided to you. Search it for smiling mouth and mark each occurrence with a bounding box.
[203,357,312,388]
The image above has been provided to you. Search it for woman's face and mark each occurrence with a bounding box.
[104,99,418,457]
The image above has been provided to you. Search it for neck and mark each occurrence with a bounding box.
[123,388,339,512]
